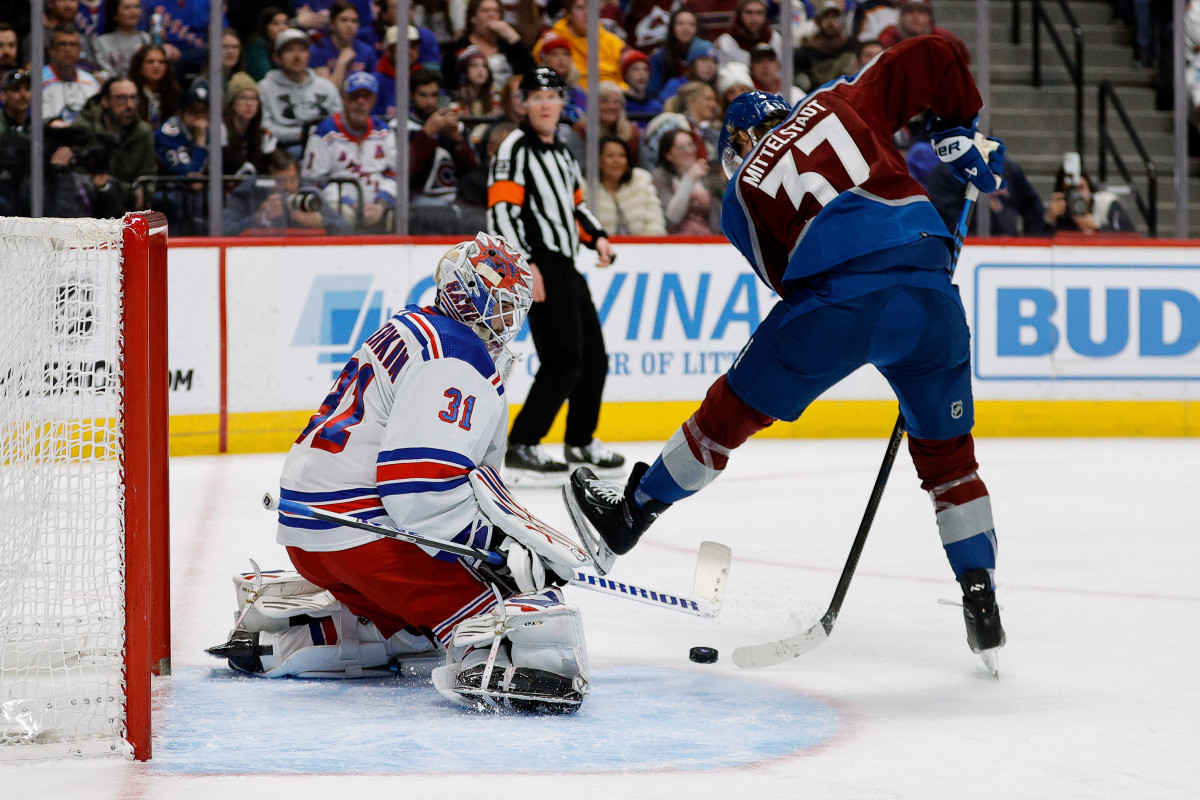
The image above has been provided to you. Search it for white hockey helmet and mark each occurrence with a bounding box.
[435,232,533,357]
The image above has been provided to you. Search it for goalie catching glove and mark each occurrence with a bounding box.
[470,465,592,593]
[929,116,1005,194]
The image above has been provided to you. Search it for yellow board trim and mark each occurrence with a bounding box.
[168,400,1199,455]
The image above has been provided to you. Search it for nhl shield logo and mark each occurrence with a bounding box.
[950,400,963,419]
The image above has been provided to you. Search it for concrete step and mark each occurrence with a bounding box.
[997,130,1178,161]
[991,61,1155,88]
[948,20,1134,49]
[937,0,1122,29]
[985,83,1160,111]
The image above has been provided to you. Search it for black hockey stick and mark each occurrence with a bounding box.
[734,184,982,668]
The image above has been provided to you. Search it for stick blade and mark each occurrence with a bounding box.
[692,541,731,613]
[733,623,829,669]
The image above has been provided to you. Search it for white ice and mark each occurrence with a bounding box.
[5,437,1198,799]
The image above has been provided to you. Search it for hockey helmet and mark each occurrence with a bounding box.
[435,232,533,358]
[519,67,565,99]
[718,90,791,179]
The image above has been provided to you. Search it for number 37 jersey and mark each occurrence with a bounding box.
[277,305,507,556]
[721,35,984,300]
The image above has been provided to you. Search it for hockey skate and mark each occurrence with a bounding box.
[451,661,586,715]
[564,438,626,475]
[504,443,569,487]
[959,568,1006,677]
[563,461,667,575]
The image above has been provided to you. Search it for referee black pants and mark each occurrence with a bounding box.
[509,252,609,449]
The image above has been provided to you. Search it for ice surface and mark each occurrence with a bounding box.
[5,438,1199,798]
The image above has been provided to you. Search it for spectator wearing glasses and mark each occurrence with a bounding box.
[72,75,157,210]
[42,23,101,123]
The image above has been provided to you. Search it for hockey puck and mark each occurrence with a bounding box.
[689,646,718,664]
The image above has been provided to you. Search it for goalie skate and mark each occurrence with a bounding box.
[450,664,585,714]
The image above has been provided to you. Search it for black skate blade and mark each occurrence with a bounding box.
[562,481,616,575]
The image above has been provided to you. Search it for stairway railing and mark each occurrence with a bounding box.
[1097,80,1158,236]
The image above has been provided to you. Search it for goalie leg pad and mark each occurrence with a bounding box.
[433,589,590,713]
[209,588,438,678]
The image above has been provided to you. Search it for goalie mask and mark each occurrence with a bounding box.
[435,233,533,364]
[718,90,791,180]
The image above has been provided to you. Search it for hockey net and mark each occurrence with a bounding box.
[0,214,169,761]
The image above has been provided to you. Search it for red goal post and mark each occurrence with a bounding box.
[0,212,170,761]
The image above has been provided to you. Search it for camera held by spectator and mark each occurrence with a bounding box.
[1047,151,1135,234]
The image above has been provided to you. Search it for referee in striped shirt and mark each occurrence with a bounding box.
[488,67,625,478]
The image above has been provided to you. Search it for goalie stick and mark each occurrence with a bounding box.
[733,183,984,670]
[264,494,729,618]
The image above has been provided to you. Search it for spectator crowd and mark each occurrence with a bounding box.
[0,0,1107,238]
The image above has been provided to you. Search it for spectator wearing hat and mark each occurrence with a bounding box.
[245,8,292,82]
[657,40,719,105]
[43,23,101,123]
[311,1,377,91]
[365,3,440,70]
[302,70,396,231]
[0,69,32,216]
[71,75,156,210]
[369,25,419,118]
[647,8,700,99]
[442,0,534,94]
[153,80,213,235]
[156,80,212,177]
[716,61,754,116]
[715,0,782,68]
[538,0,627,90]
[537,32,586,120]
[796,0,859,91]
[0,23,19,79]
[879,2,971,63]
[93,0,151,80]
[620,50,662,122]
[405,68,483,233]
[0,68,31,136]
[222,71,278,174]
[259,28,343,154]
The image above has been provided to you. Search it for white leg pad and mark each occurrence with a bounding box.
[433,589,590,709]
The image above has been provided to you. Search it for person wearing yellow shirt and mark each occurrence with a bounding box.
[536,0,628,91]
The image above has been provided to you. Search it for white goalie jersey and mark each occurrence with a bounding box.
[277,304,508,558]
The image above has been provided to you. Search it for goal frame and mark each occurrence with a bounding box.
[121,211,172,761]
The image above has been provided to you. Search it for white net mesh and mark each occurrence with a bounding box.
[0,217,131,759]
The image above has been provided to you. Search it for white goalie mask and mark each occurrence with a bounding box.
[435,233,533,371]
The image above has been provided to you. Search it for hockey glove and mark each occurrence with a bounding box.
[498,538,546,595]
[930,117,1006,193]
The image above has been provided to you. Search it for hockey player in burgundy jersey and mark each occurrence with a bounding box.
[566,36,1007,665]
[208,233,594,713]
